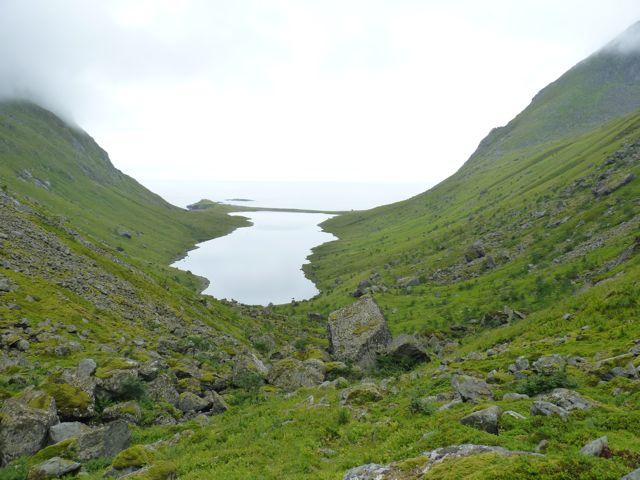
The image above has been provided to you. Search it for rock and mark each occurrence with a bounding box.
[45,382,95,420]
[451,375,492,402]
[103,401,142,424]
[0,276,13,293]
[16,339,30,351]
[27,457,81,479]
[580,436,608,457]
[231,351,269,387]
[340,383,383,405]
[327,297,392,370]
[49,421,90,444]
[397,276,420,288]
[177,392,209,413]
[610,362,638,379]
[530,401,569,419]
[77,358,97,378]
[502,393,529,401]
[344,464,391,479]
[621,467,640,479]
[0,389,59,466]
[460,406,501,434]
[147,374,179,406]
[539,388,592,412]
[385,335,430,366]
[532,355,566,375]
[267,358,326,391]
[204,390,228,415]
[465,241,486,262]
[76,420,131,461]
[139,360,164,380]
[98,369,139,398]
[502,410,526,420]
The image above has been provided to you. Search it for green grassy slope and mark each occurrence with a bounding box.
[0,100,248,264]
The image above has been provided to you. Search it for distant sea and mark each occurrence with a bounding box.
[146,180,432,212]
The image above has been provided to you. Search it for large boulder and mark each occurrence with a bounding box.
[76,420,131,461]
[327,297,392,370]
[177,392,209,414]
[147,374,179,406]
[0,389,59,466]
[27,457,81,480]
[385,335,430,366]
[267,358,326,391]
[460,406,501,434]
[231,351,269,388]
[49,421,90,444]
[451,375,492,402]
[580,436,608,457]
[340,383,384,405]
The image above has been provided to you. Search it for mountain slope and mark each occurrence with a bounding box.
[0,100,248,264]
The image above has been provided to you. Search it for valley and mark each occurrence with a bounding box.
[0,20,640,480]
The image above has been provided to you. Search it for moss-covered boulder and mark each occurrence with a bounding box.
[327,297,392,370]
[27,456,81,480]
[267,358,326,391]
[0,388,59,466]
[103,400,142,424]
[340,383,384,405]
[42,382,94,420]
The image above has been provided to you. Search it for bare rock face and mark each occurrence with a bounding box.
[0,388,59,466]
[327,297,392,370]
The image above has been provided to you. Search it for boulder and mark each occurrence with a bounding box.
[44,382,95,420]
[49,421,90,444]
[177,392,209,413]
[267,358,326,391]
[204,390,228,415]
[102,401,142,424]
[385,335,430,366]
[98,369,139,398]
[530,401,568,419]
[465,241,486,262]
[231,351,269,387]
[532,355,566,375]
[451,375,492,402]
[580,436,608,457]
[77,358,97,378]
[340,383,383,405]
[0,389,59,466]
[147,374,179,406]
[344,464,391,480]
[327,297,392,370]
[539,388,592,412]
[460,406,501,434]
[622,467,640,480]
[76,420,131,461]
[27,457,81,479]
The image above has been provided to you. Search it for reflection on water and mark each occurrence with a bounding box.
[172,211,336,305]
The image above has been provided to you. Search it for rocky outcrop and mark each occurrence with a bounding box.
[327,297,392,370]
[0,389,59,466]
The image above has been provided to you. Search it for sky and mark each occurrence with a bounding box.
[1,1,639,186]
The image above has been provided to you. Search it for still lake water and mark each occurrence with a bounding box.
[172,211,337,305]
[163,181,432,305]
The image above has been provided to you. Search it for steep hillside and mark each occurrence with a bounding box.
[0,101,248,264]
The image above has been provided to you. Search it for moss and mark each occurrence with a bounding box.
[42,383,92,416]
[26,392,53,411]
[95,358,138,379]
[138,461,177,480]
[112,445,153,470]
[29,439,77,465]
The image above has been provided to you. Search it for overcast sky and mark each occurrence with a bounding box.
[1,1,639,185]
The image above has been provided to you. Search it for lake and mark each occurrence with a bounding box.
[172,211,337,305]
